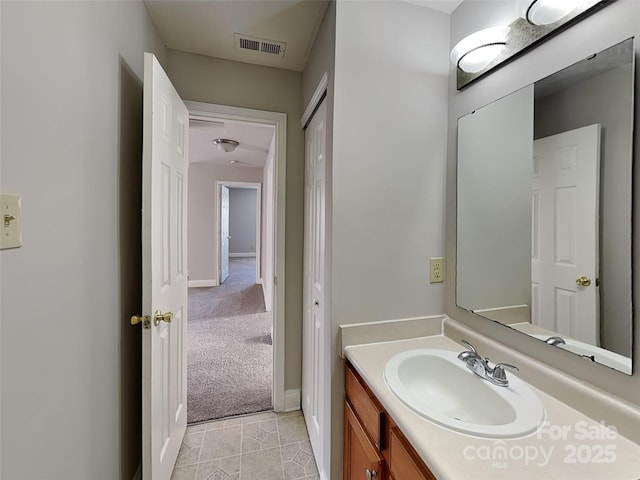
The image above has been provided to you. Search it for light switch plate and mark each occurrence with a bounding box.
[1,193,23,249]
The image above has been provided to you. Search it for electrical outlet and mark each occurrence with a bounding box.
[430,257,444,283]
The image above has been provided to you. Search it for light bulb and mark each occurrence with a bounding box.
[450,26,510,74]
[517,0,582,25]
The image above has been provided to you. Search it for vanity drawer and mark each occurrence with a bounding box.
[389,427,436,480]
[345,363,385,449]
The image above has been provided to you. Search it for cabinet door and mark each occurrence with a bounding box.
[389,428,436,480]
[344,401,384,480]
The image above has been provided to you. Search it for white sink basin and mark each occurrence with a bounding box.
[384,349,545,438]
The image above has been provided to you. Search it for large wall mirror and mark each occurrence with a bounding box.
[456,37,635,375]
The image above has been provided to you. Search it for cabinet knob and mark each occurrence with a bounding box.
[366,469,377,480]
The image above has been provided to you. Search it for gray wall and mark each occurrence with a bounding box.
[229,188,258,255]
[166,49,305,390]
[331,2,449,478]
[0,1,166,478]
[535,64,633,356]
[457,85,533,311]
[447,1,640,411]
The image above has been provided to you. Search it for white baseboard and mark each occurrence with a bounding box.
[284,389,301,412]
[229,253,256,258]
[133,465,141,480]
[188,279,217,288]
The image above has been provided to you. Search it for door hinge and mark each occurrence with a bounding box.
[274,276,277,285]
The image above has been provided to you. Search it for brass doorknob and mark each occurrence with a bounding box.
[576,276,591,287]
[154,310,173,326]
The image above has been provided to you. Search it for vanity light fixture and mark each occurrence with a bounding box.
[450,26,510,73]
[517,0,582,25]
[212,138,239,153]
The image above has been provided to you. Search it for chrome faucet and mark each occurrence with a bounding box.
[545,336,566,347]
[457,340,519,387]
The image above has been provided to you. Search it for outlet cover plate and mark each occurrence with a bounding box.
[430,257,444,283]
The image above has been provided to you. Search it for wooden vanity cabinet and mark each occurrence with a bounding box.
[344,402,384,480]
[344,361,436,480]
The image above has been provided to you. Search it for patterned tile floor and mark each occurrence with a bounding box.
[171,410,319,480]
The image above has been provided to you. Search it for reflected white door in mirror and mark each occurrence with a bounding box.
[531,124,600,346]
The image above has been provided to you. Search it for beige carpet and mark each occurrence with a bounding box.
[187,258,273,424]
[189,257,266,320]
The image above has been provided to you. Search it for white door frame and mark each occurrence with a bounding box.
[186,100,287,411]
[216,181,262,285]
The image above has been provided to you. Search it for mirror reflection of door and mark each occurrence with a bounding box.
[220,185,230,284]
[531,125,600,345]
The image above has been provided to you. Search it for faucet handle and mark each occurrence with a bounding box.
[545,336,566,347]
[460,340,477,353]
[492,363,519,382]
[457,340,480,362]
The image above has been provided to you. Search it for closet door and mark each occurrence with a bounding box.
[302,98,329,476]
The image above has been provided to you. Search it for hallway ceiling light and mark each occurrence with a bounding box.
[450,26,510,74]
[517,0,582,25]
[213,138,239,153]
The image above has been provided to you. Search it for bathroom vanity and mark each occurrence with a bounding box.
[344,360,436,480]
[341,321,640,480]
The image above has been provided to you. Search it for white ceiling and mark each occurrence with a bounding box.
[144,1,462,73]
[149,0,461,167]
[144,0,330,72]
[405,0,463,14]
[189,118,275,168]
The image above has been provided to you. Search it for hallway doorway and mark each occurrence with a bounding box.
[186,105,279,424]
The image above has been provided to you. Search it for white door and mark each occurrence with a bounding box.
[531,124,600,345]
[220,185,230,283]
[302,99,328,476]
[140,53,189,480]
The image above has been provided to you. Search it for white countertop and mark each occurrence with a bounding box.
[344,334,640,480]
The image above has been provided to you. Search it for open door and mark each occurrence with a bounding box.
[135,52,189,480]
[531,124,600,345]
[220,185,230,284]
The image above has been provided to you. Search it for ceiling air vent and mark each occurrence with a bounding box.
[234,33,286,57]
